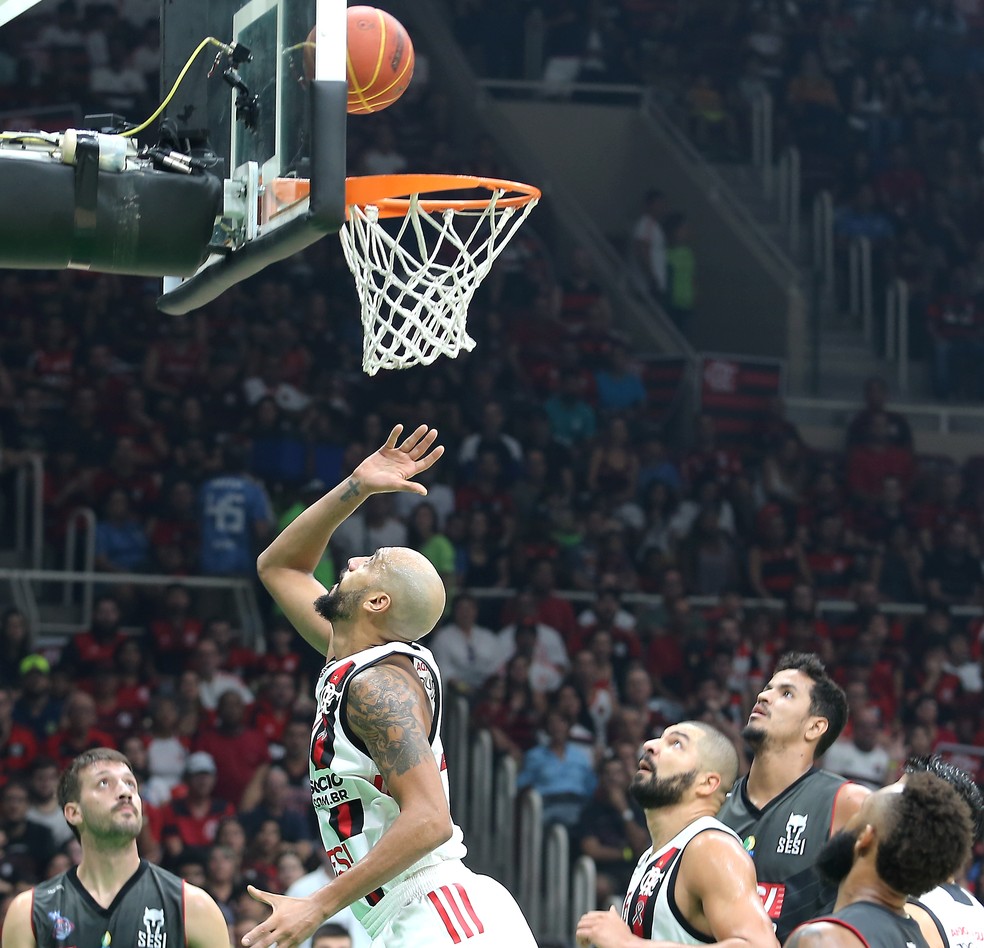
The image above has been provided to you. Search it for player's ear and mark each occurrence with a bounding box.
[697,771,721,797]
[63,801,82,832]
[806,715,829,745]
[856,823,876,855]
[363,592,391,615]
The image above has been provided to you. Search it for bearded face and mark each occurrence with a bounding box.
[815,826,862,886]
[629,764,698,809]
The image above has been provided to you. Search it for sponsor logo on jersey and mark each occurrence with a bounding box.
[757,883,786,919]
[137,907,167,948]
[743,834,756,856]
[47,910,74,940]
[776,812,808,855]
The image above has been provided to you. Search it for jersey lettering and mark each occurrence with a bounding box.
[758,883,786,920]
[776,813,808,855]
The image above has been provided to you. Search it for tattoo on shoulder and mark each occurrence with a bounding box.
[341,477,361,500]
[346,665,430,779]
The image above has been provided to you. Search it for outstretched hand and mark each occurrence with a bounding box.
[576,905,632,948]
[353,424,444,495]
[240,885,324,948]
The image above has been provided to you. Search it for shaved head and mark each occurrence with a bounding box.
[372,547,446,641]
[685,720,740,797]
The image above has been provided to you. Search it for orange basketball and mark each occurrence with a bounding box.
[345,6,414,115]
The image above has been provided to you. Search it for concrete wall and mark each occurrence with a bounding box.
[498,100,805,379]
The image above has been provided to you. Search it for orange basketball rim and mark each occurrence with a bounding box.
[345,174,541,219]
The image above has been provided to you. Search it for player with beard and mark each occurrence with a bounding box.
[575,721,778,948]
[717,653,869,941]
[784,772,973,947]
[242,425,536,948]
[1,748,229,948]
[903,756,984,948]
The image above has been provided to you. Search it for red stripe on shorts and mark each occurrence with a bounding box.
[427,890,462,944]
[454,884,484,934]
[441,885,473,938]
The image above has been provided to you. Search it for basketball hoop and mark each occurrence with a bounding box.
[340,173,540,376]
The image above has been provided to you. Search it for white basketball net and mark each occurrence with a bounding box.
[339,188,538,375]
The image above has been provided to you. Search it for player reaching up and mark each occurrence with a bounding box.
[242,424,537,948]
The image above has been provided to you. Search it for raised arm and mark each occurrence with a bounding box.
[255,424,444,655]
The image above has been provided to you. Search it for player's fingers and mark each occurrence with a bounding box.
[416,442,445,471]
[397,423,429,453]
[407,426,439,460]
[384,425,404,450]
[245,884,275,906]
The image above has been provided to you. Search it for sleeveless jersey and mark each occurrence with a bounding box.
[911,883,984,948]
[31,860,184,948]
[620,816,742,944]
[804,902,930,948]
[310,641,466,925]
[717,767,850,941]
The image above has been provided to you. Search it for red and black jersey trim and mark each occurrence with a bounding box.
[311,660,356,771]
[327,798,365,842]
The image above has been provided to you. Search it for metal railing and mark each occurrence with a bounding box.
[62,507,96,613]
[571,856,599,935]
[0,569,266,646]
[751,90,773,197]
[849,236,873,343]
[776,147,801,255]
[885,278,911,394]
[14,455,43,571]
[493,754,518,893]
[468,728,495,874]
[812,190,834,303]
[517,789,544,935]
[543,824,571,943]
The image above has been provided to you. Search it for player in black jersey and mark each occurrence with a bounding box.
[903,756,984,948]
[1,748,229,948]
[717,652,869,941]
[784,772,973,947]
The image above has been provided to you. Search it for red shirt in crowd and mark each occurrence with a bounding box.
[195,726,270,809]
[846,445,915,500]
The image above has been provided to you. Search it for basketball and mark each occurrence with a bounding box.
[302,7,414,114]
[346,6,414,114]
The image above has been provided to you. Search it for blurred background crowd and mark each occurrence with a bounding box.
[0,0,983,942]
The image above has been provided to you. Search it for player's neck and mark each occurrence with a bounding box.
[645,801,718,851]
[746,744,814,808]
[76,841,141,909]
[834,866,908,916]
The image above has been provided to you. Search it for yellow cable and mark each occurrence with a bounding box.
[121,36,231,138]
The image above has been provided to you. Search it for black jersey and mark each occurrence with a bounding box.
[806,901,930,948]
[31,860,185,948]
[717,767,851,941]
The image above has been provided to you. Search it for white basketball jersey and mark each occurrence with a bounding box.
[621,816,742,945]
[912,883,984,948]
[310,641,466,925]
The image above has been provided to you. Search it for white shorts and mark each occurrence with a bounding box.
[362,862,537,947]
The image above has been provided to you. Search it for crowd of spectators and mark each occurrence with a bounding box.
[0,0,983,941]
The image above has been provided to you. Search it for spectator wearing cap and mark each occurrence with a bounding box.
[11,654,61,741]
[194,690,270,808]
[160,751,235,863]
[0,686,38,782]
[42,690,115,771]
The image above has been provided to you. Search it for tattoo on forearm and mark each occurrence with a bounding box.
[341,478,361,501]
[347,666,429,779]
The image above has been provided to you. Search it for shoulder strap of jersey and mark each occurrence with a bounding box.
[908,898,948,946]
[798,916,870,947]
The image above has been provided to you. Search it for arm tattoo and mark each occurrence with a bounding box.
[346,665,431,780]
[341,477,361,501]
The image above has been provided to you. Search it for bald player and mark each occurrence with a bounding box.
[784,773,974,947]
[576,721,778,948]
[242,425,536,948]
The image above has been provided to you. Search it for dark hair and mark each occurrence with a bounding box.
[57,748,134,842]
[877,771,974,895]
[904,755,984,843]
[312,924,352,943]
[774,652,848,757]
